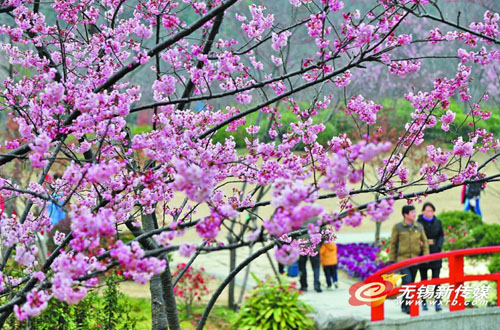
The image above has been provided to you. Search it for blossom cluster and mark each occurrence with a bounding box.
[0,0,498,323]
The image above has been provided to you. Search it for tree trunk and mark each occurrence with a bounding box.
[126,209,181,330]
[160,261,181,330]
[228,235,236,310]
[142,213,169,330]
[237,245,253,307]
[375,221,381,247]
[149,274,168,330]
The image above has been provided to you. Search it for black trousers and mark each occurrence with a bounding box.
[278,263,285,274]
[419,265,441,302]
[323,264,338,287]
[299,255,321,290]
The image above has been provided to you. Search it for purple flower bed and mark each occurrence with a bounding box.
[337,243,391,280]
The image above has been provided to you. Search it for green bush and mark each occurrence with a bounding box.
[211,104,345,150]
[442,222,477,251]
[5,275,140,330]
[131,124,152,136]
[439,211,483,232]
[471,225,488,244]
[440,211,500,252]
[130,98,500,150]
[381,98,500,145]
[232,274,315,330]
[489,255,500,274]
[476,224,500,247]
[440,211,483,251]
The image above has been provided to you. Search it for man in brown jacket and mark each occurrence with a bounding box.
[389,205,430,314]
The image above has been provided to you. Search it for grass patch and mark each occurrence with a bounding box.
[121,297,236,330]
[178,304,236,330]
[125,297,152,330]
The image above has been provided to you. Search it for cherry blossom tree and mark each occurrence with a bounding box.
[0,0,499,329]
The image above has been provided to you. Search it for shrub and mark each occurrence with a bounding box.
[488,255,500,274]
[232,274,315,330]
[442,221,478,251]
[440,211,500,252]
[173,263,214,318]
[476,224,500,247]
[471,225,488,246]
[131,98,500,150]
[381,98,500,145]
[212,102,342,150]
[4,275,139,330]
[440,211,482,251]
[130,124,152,136]
[439,210,483,230]
[440,211,480,251]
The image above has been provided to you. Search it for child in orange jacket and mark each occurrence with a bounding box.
[319,242,338,289]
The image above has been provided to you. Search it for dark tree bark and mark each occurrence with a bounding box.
[127,212,181,330]
[142,213,169,330]
[227,235,237,310]
[160,265,181,330]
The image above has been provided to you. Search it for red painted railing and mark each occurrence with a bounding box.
[365,246,500,321]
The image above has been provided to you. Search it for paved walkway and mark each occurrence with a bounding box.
[299,276,449,322]
[172,231,452,322]
[174,232,391,288]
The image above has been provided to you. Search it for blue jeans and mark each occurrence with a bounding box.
[299,255,321,290]
[400,266,418,310]
[464,197,482,217]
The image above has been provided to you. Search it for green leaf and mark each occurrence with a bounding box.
[250,272,261,284]
[273,309,281,323]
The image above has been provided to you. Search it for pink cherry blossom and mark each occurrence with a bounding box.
[272,31,292,51]
[440,110,456,131]
[242,5,274,40]
[179,243,197,258]
[345,96,382,125]
[28,133,51,168]
[366,199,394,222]
[453,137,475,157]
[275,241,300,265]
[0,0,499,325]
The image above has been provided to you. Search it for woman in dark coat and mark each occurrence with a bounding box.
[417,202,444,312]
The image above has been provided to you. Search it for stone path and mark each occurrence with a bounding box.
[295,231,450,324]
[125,231,452,325]
[192,230,450,324]
[173,232,392,289]
[299,276,450,325]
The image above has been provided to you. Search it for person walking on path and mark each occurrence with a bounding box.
[463,181,484,217]
[389,205,430,314]
[298,218,322,293]
[320,241,338,290]
[45,174,67,226]
[417,202,444,312]
[461,162,484,218]
[299,253,321,293]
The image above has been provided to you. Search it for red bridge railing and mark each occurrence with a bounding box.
[365,246,500,321]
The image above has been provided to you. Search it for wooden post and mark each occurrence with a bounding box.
[497,280,500,307]
[448,255,465,311]
[371,302,384,321]
[410,289,419,317]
